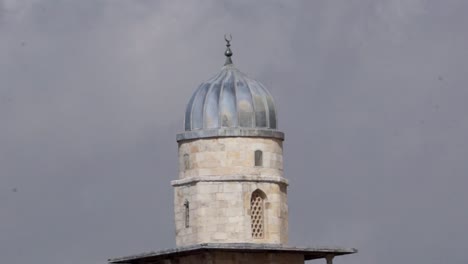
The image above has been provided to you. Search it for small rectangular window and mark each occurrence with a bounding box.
[184,200,189,228]
[255,150,263,167]
[183,154,190,170]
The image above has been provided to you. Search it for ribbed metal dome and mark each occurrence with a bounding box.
[184,64,277,131]
[177,37,283,142]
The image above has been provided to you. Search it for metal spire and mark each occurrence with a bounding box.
[224,34,233,66]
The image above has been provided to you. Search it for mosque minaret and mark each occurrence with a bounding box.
[109,37,356,264]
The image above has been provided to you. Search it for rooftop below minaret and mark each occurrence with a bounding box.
[109,243,357,264]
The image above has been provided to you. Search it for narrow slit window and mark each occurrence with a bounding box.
[254,150,263,167]
[183,154,190,170]
[251,190,265,238]
[184,200,189,228]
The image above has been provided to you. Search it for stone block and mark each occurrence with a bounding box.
[212,232,228,240]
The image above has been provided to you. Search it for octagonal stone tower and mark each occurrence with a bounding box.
[108,37,356,264]
[172,38,287,247]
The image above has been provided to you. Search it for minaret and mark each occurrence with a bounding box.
[108,37,356,264]
[173,36,288,246]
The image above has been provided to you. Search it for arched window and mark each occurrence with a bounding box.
[184,200,190,228]
[251,189,266,238]
[254,150,263,167]
[183,154,190,170]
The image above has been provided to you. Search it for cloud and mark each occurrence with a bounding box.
[1,1,468,264]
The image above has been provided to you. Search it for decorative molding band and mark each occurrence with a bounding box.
[171,175,289,187]
[176,128,285,142]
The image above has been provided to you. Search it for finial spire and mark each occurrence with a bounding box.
[224,34,233,66]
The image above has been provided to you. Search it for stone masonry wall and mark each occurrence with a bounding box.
[178,137,283,179]
[174,180,288,246]
[173,136,288,247]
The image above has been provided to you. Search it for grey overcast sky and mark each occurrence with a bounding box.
[1,1,468,263]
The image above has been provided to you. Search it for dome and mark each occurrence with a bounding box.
[184,65,277,131]
[177,37,284,142]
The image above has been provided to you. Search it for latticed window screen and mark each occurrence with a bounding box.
[251,191,265,238]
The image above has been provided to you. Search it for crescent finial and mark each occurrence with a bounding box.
[224,34,232,44]
[224,34,233,65]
